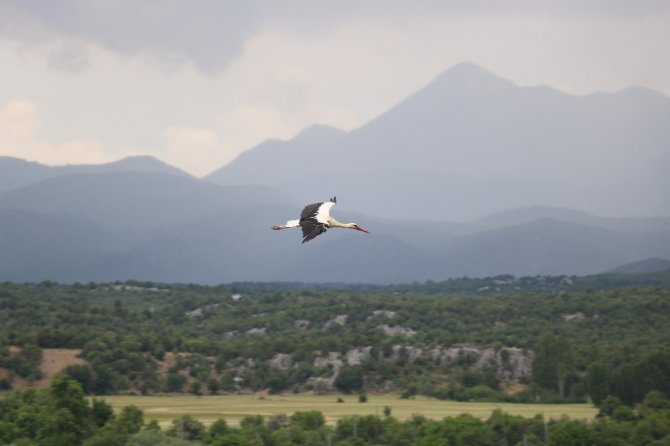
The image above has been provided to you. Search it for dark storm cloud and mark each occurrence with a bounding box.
[0,0,261,73]
[0,0,668,74]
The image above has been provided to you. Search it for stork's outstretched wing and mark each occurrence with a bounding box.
[301,222,328,244]
[299,197,336,243]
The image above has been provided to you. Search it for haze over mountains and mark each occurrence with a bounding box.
[1,63,669,284]
[207,63,670,221]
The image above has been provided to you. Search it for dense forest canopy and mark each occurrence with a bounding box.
[1,274,669,407]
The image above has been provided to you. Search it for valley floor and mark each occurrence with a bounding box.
[100,393,598,427]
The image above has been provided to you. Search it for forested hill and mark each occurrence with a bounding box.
[227,270,670,294]
[1,278,669,408]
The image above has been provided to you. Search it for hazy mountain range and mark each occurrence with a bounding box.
[207,63,670,221]
[1,63,669,284]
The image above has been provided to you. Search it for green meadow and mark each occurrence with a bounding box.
[101,394,598,427]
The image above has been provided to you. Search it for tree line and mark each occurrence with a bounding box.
[2,374,670,445]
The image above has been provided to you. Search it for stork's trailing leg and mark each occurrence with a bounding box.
[272,219,300,230]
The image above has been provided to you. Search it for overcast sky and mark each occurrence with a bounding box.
[1,1,668,176]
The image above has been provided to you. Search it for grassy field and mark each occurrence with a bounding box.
[100,394,598,427]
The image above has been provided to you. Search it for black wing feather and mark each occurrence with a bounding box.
[297,197,337,243]
[301,224,327,244]
[300,202,323,220]
[300,206,328,243]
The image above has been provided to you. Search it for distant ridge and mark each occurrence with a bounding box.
[0,155,191,194]
[469,206,670,234]
[2,168,668,283]
[607,258,670,274]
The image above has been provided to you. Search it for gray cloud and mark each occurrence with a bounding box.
[0,0,262,73]
[1,0,668,74]
[44,40,90,72]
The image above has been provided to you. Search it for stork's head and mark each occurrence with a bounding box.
[351,223,369,233]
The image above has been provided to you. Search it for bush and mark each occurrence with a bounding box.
[598,396,623,417]
[291,410,325,430]
[549,420,600,446]
[164,373,187,393]
[0,378,11,390]
[334,366,364,393]
[642,391,670,410]
[167,415,206,441]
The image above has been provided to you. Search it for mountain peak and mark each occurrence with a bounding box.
[112,155,162,164]
[431,62,515,91]
[90,156,191,177]
[110,155,178,170]
[292,124,346,142]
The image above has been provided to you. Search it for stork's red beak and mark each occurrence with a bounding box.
[355,226,369,233]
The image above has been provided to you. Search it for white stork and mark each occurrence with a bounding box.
[272,196,369,244]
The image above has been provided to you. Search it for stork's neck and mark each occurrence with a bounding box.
[328,217,355,229]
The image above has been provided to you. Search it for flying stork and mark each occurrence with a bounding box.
[272,197,369,244]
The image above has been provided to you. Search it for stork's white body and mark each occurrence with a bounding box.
[272,197,369,244]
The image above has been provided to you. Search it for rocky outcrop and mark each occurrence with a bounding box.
[313,352,343,371]
[313,352,344,387]
[185,304,221,317]
[369,310,397,319]
[563,312,586,321]
[294,320,310,330]
[274,344,534,392]
[309,344,533,379]
[389,345,423,363]
[324,315,348,329]
[498,347,534,379]
[270,353,293,370]
[379,325,416,337]
[346,347,372,366]
[428,345,533,379]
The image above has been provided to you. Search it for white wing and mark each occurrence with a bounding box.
[315,201,335,224]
